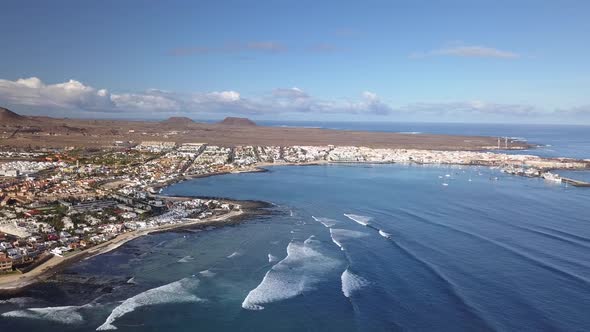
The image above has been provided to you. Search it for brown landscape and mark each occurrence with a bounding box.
[0,107,525,150]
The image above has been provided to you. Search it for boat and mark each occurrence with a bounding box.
[542,172,562,183]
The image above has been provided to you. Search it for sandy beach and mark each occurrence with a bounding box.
[0,208,246,294]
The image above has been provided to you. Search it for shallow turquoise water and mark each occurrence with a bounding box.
[1,164,589,331]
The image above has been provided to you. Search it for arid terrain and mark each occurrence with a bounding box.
[0,107,525,150]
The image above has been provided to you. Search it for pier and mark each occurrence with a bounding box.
[561,177,590,187]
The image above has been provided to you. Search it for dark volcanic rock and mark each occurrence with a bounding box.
[218,117,257,126]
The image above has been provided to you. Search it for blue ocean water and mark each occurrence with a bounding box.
[2,164,589,331]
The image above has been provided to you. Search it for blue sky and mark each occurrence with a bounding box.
[1,0,589,123]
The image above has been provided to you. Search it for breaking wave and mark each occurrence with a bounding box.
[344,214,372,226]
[268,253,279,263]
[199,269,216,278]
[312,216,339,228]
[241,236,341,310]
[227,251,241,259]
[178,255,194,263]
[97,277,202,331]
[2,304,89,324]
[341,269,369,298]
[330,236,344,250]
[329,228,370,251]
[379,230,392,239]
[0,297,40,307]
[178,256,194,263]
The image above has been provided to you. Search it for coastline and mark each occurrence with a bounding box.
[2,154,588,294]
[0,198,269,295]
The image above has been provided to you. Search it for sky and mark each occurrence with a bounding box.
[1,0,589,124]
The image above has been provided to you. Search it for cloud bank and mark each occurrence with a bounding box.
[0,77,391,117]
[1,76,588,122]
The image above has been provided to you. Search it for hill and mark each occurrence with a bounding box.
[0,107,26,123]
[218,117,257,126]
[162,116,195,125]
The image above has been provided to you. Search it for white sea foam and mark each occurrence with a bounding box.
[241,236,341,310]
[227,251,241,259]
[343,214,372,226]
[2,304,88,324]
[312,216,339,227]
[97,277,202,331]
[379,230,392,239]
[178,255,194,263]
[341,269,369,298]
[0,297,39,307]
[126,277,137,284]
[199,269,216,278]
[329,228,370,251]
[268,253,279,263]
[331,236,344,250]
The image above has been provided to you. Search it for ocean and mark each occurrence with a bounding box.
[1,123,589,331]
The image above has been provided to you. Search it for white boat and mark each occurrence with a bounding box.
[542,172,562,183]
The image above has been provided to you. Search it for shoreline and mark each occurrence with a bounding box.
[2,155,588,294]
[0,198,269,295]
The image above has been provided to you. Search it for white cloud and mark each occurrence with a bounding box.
[272,87,309,99]
[110,92,181,112]
[4,76,588,123]
[0,77,114,109]
[0,77,395,117]
[412,44,519,59]
[206,91,241,102]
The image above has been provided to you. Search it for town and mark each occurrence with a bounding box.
[0,141,589,278]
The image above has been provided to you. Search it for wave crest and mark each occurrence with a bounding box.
[344,214,372,226]
[2,304,88,324]
[97,277,202,331]
[341,269,369,298]
[312,216,339,228]
[178,255,194,263]
[329,228,370,251]
[241,236,341,310]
